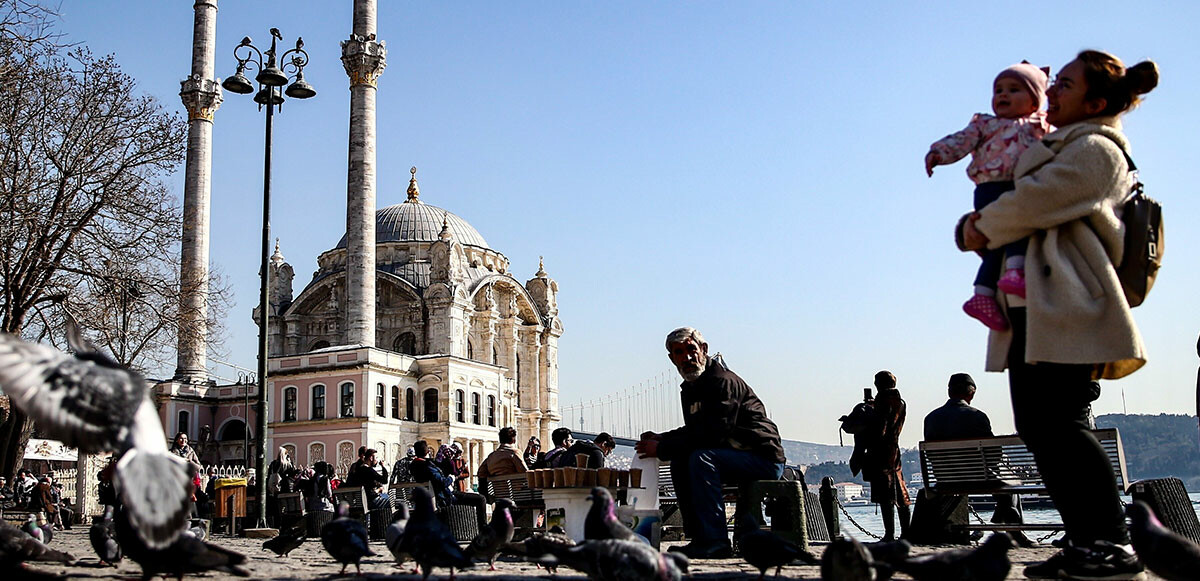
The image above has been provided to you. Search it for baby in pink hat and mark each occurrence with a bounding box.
[926,62,1051,331]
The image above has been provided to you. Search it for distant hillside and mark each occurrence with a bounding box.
[782,439,852,465]
[1096,413,1200,488]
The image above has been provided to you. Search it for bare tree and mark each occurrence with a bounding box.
[0,4,225,480]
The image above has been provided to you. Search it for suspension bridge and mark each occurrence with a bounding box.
[558,369,685,444]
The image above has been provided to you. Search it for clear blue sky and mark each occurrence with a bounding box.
[57,2,1200,448]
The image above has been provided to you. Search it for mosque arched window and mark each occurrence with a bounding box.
[340,382,355,418]
[405,388,415,421]
[391,386,400,419]
[311,384,326,420]
[423,389,439,423]
[394,332,415,355]
[486,395,496,427]
[471,393,481,425]
[283,387,297,422]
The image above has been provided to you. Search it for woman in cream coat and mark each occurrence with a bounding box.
[960,50,1158,580]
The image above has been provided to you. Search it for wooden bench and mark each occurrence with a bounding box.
[488,473,544,535]
[276,491,305,531]
[918,428,1129,532]
[331,486,368,519]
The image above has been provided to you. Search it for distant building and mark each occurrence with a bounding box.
[153,172,562,487]
[834,482,865,501]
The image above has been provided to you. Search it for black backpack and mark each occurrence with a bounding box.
[1114,152,1164,307]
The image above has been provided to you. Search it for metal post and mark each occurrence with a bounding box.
[254,92,274,529]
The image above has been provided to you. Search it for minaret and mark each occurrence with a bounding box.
[341,0,386,347]
[175,0,222,382]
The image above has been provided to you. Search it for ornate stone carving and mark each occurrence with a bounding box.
[179,75,223,122]
[340,33,387,87]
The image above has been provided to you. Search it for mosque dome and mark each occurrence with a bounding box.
[335,167,489,250]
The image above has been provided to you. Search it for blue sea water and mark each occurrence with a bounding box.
[837,492,1200,542]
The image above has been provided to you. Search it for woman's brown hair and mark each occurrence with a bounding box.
[1076,50,1159,117]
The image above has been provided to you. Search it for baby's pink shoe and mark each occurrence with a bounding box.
[963,294,1009,331]
[996,268,1026,298]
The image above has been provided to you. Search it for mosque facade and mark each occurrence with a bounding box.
[152,0,560,488]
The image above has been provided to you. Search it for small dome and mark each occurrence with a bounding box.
[336,201,489,249]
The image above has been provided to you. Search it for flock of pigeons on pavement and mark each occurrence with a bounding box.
[0,322,1198,580]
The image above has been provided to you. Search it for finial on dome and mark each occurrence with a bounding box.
[536,256,547,277]
[406,166,421,203]
[270,238,285,266]
[439,211,452,241]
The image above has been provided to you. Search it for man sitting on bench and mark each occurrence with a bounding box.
[923,372,1032,546]
[636,327,785,560]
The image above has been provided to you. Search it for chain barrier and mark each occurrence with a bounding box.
[834,497,883,540]
[971,499,1061,543]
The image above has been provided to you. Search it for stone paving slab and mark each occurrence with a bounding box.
[21,528,1165,580]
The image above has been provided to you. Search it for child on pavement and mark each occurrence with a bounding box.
[926,62,1051,330]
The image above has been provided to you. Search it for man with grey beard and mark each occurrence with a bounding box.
[635,327,786,559]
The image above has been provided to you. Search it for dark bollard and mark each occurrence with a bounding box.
[819,476,840,540]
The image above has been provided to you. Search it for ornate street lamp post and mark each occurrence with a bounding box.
[222,28,315,529]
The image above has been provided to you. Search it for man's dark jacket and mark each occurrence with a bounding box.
[555,439,605,469]
[657,360,786,464]
[924,399,993,441]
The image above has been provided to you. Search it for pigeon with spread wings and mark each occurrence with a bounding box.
[0,318,194,549]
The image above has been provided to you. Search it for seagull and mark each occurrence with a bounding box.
[536,538,689,581]
[321,501,374,575]
[89,505,122,566]
[501,525,575,573]
[820,537,875,581]
[262,524,306,557]
[0,320,194,549]
[585,486,642,543]
[114,503,248,579]
[891,532,1012,581]
[738,527,819,579]
[0,519,74,570]
[466,498,515,570]
[407,485,473,581]
[1128,500,1200,581]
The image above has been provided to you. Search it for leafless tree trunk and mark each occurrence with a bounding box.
[0,2,228,481]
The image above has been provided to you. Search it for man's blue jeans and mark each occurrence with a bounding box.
[669,448,784,545]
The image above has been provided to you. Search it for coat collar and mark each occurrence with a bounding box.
[1015,115,1127,178]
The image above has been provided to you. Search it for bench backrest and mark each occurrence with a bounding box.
[331,486,368,514]
[389,482,435,510]
[277,492,305,516]
[488,473,543,506]
[919,428,1128,493]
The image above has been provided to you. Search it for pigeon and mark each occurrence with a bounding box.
[21,514,43,543]
[0,319,195,549]
[321,501,374,575]
[864,539,911,581]
[89,505,122,566]
[184,519,207,542]
[738,527,819,579]
[501,525,576,573]
[262,525,306,557]
[821,537,875,581]
[1128,500,1200,581]
[585,486,641,543]
[386,503,417,573]
[890,531,1012,581]
[0,518,74,570]
[466,498,515,570]
[37,513,53,544]
[114,503,249,579]
[406,485,473,580]
[536,538,689,581]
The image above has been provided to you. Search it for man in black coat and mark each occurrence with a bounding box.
[636,327,786,559]
[554,432,615,469]
[923,372,1030,545]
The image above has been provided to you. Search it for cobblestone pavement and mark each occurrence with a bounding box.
[20,527,1165,580]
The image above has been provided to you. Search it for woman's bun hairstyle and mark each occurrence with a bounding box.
[1077,50,1158,116]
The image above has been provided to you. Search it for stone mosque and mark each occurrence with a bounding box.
[151,0,561,487]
